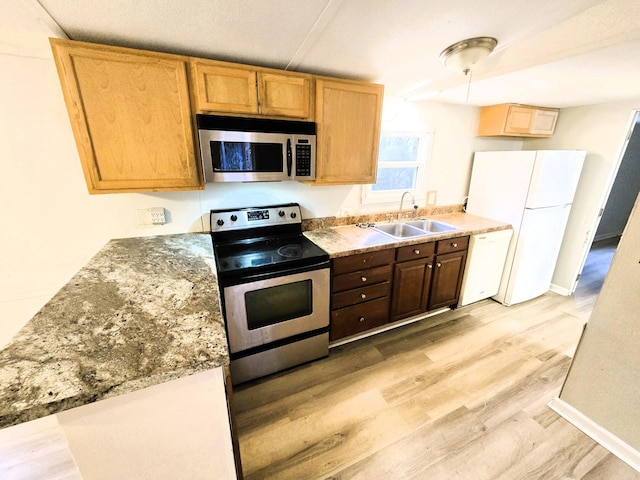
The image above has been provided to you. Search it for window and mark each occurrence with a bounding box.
[362,130,432,204]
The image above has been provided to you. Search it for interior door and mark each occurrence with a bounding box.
[556,110,640,295]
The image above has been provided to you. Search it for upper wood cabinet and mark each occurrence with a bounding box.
[477,103,559,138]
[190,59,312,119]
[314,78,384,185]
[50,39,202,194]
[51,39,383,192]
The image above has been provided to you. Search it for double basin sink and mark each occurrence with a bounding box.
[372,219,458,239]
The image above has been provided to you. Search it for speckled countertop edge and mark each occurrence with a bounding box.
[0,233,227,429]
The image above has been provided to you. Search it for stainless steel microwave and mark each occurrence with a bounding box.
[197,114,316,182]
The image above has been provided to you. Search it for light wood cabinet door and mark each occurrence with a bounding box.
[314,78,384,185]
[503,105,536,134]
[530,108,559,135]
[258,72,312,119]
[191,61,312,119]
[50,39,202,193]
[191,60,258,114]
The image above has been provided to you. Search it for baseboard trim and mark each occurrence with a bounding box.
[548,397,640,473]
[549,283,571,296]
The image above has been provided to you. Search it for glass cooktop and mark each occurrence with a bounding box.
[214,233,328,277]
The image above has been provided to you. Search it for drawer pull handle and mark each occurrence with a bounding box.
[436,262,442,268]
[361,276,367,282]
[452,243,458,248]
[413,249,420,255]
[359,317,365,323]
[360,293,367,299]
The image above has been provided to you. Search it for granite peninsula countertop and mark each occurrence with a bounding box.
[0,233,227,429]
[304,211,511,257]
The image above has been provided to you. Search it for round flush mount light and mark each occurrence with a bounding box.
[439,37,498,74]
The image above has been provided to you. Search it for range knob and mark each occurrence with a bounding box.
[278,210,286,217]
[230,214,238,222]
[216,219,224,226]
[290,212,297,219]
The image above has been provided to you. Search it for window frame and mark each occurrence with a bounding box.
[361,129,433,206]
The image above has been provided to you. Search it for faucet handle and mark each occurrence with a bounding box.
[413,205,418,218]
[386,213,394,223]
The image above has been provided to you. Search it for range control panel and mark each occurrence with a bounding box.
[210,203,302,232]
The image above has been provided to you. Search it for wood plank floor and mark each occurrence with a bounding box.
[233,238,640,480]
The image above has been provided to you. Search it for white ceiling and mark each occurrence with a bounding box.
[5,0,640,107]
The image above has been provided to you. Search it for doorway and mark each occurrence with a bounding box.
[575,110,640,294]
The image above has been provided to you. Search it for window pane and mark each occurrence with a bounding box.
[378,136,420,162]
[371,167,418,191]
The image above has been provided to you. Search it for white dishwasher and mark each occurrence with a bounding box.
[459,229,513,306]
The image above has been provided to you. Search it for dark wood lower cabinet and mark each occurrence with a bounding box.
[428,249,467,310]
[330,249,394,342]
[330,235,469,341]
[330,296,390,340]
[390,259,432,321]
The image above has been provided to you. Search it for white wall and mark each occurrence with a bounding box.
[0,47,518,347]
[525,99,640,293]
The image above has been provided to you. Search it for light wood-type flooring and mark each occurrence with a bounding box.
[233,237,640,480]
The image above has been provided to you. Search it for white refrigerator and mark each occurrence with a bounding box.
[466,150,586,306]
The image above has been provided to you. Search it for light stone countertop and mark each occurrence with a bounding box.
[304,212,512,258]
[0,233,227,429]
[0,212,509,430]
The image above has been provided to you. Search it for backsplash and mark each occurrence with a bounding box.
[301,204,464,231]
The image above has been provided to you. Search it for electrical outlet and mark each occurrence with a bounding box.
[137,207,166,225]
[149,207,166,225]
[426,190,438,206]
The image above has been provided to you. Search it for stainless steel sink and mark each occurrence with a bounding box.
[406,219,457,233]
[372,219,458,239]
[372,222,427,239]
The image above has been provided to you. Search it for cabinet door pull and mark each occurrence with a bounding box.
[428,263,433,269]
[413,249,420,255]
[436,262,442,268]
[360,293,367,299]
[359,317,365,323]
[361,276,367,282]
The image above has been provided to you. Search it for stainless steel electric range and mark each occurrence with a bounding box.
[210,203,330,385]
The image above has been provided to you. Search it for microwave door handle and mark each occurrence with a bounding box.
[286,138,293,177]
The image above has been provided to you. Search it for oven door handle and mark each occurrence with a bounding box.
[221,259,330,287]
[286,138,293,177]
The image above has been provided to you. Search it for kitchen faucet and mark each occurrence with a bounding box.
[398,191,415,221]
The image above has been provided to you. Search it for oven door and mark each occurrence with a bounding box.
[223,267,329,353]
[200,129,292,182]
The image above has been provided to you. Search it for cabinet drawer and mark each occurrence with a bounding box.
[332,264,392,293]
[331,281,391,309]
[330,297,390,341]
[396,242,435,262]
[436,236,469,254]
[332,248,394,275]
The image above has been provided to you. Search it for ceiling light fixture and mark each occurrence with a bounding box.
[439,37,498,75]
